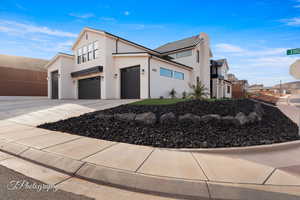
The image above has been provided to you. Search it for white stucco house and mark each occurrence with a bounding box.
[46,27,229,99]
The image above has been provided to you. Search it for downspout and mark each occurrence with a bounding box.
[115,38,119,53]
[148,55,152,98]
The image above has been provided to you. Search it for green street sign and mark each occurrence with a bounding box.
[287,48,300,55]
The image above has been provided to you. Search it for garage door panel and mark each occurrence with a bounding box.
[51,71,58,99]
[78,77,101,99]
[121,66,140,99]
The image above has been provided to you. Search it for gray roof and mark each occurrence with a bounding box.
[154,35,201,53]
[0,54,48,72]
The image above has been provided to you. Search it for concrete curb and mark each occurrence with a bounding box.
[20,148,84,174]
[0,141,299,199]
[169,140,300,153]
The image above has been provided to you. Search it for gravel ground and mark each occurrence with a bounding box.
[39,99,300,148]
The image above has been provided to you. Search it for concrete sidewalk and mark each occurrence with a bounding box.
[0,123,299,200]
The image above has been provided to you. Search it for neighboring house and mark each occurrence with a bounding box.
[210,59,232,98]
[272,81,300,95]
[248,84,264,93]
[46,27,213,99]
[227,73,238,82]
[0,54,48,96]
[228,73,249,99]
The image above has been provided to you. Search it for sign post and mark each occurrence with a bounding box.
[287,48,300,55]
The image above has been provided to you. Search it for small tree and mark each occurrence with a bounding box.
[169,88,177,98]
[189,81,209,99]
[182,91,187,99]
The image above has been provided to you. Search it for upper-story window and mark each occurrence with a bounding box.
[196,50,200,63]
[88,44,93,61]
[77,41,99,64]
[93,41,99,59]
[169,50,192,59]
[82,46,87,63]
[77,48,82,64]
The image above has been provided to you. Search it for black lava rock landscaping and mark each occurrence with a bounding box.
[38,99,300,148]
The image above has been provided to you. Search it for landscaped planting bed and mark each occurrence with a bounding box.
[38,99,300,148]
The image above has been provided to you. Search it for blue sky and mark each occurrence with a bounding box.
[0,0,300,86]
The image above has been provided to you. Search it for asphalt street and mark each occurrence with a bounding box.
[0,164,93,200]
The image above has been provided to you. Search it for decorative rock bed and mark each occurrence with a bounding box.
[38,99,300,148]
[102,102,264,126]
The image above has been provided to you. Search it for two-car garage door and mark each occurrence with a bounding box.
[78,77,101,99]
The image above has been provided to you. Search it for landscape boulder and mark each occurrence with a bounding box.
[248,112,261,123]
[135,112,156,125]
[159,112,176,124]
[254,103,264,117]
[114,113,136,121]
[178,113,201,123]
[235,112,248,125]
[221,116,240,126]
[201,114,221,123]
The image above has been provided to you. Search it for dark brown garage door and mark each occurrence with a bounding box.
[78,77,101,99]
[121,66,140,99]
[51,71,59,99]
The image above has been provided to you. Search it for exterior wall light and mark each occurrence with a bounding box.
[141,69,145,74]
[114,74,118,78]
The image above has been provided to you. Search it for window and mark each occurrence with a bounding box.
[77,48,82,64]
[227,85,231,94]
[174,71,184,80]
[82,46,87,63]
[93,41,99,59]
[168,50,192,59]
[88,44,93,61]
[77,41,99,64]
[160,67,173,78]
[176,50,192,58]
[196,50,200,63]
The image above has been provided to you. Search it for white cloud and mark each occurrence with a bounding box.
[215,43,286,57]
[294,0,300,8]
[69,13,94,19]
[124,11,130,16]
[215,43,245,53]
[15,3,26,10]
[0,20,77,37]
[244,56,297,68]
[213,42,300,86]
[100,17,116,22]
[280,17,300,26]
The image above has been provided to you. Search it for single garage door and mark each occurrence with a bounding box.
[78,77,101,99]
[121,66,140,99]
[51,71,59,99]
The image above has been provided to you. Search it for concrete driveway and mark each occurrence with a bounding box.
[0,96,137,126]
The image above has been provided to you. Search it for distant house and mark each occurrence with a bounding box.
[228,73,249,98]
[248,84,264,93]
[210,59,232,98]
[272,81,300,95]
[0,54,48,96]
